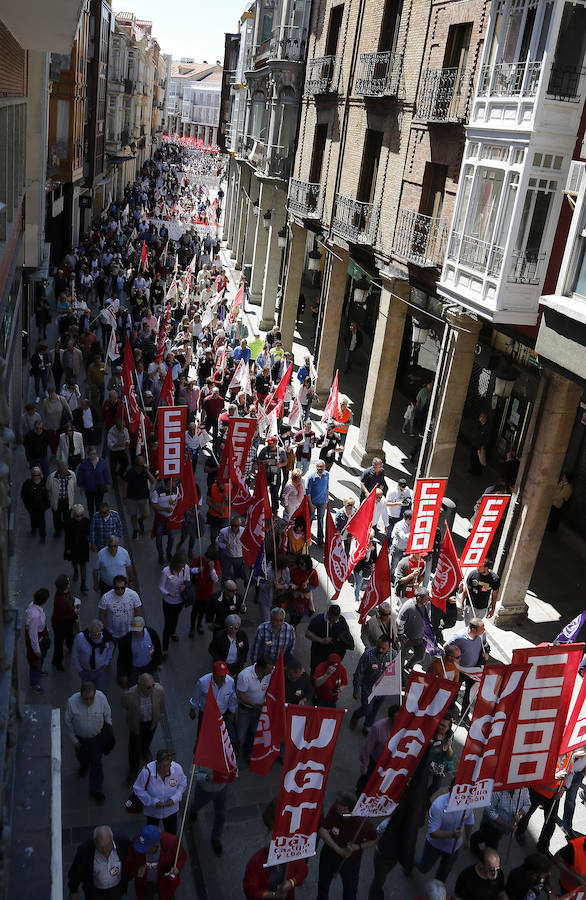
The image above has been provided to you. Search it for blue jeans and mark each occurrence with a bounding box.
[312,501,326,543]
[155,518,175,561]
[354,572,364,602]
[238,705,260,758]
[563,770,585,831]
[29,651,47,687]
[192,783,227,841]
[354,687,384,728]
[317,846,361,900]
[79,667,107,693]
[417,838,457,883]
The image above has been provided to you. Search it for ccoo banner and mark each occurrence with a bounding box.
[406,478,447,553]
[158,406,187,478]
[460,494,509,567]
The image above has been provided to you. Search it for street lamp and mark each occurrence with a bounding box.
[492,356,519,408]
[277,226,287,249]
[412,322,430,345]
[307,246,322,271]
[263,209,272,231]
[352,276,370,305]
[252,198,259,216]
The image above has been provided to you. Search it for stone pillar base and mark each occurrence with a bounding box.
[351,440,384,468]
[249,291,262,306]
[494,602,529,627]
[260,316,275,331]
[234,261,242,270]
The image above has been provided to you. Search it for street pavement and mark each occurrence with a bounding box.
[10,239,586,900]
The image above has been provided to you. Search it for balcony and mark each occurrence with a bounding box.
[263,145,294,181]
[355,51,403,98]
[269,25,307,62]
[447,231,504,277]
[395,210,447,268]
[288,179,322,218]
[478,60,541,98]
[306,56,340,95]
[417,67,471,122]
[332,195,378,244]
[546,64,586,102]
[124,78,133,94]
[508,249,546,284]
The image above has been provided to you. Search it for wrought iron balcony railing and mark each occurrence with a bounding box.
[263,145,294,181]
[306,56,340,95]
[269,25,307,62]
[546,64,586,101]
[478,60,541,98]
[287,179,322,218]
[417,67,471,122]
[447,231,505,277]
[395,209,447,267]
[332,195,378,244]
[355,51,403,97]
[508,249,546,284]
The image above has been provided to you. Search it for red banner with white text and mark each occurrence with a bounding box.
[446,663,530,812]
[249,652,286,777]
[495,643,583,790]
[352,672,459,817]
[267,705,344,865]
[218,416,257,482]
[460,494,509,567]
[158,406,187,478]
[557,660,586,755]
[406,478,447,553]
[324,507,348,601]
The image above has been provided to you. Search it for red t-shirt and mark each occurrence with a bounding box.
[313,661,347,703]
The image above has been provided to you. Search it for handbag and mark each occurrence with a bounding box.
[39,628,51,654]
[125,764,152,814]
[100,722,116,755]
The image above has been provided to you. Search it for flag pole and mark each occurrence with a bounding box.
[228,480,232,523]
[195,491,203,561]
[173,762,197,870]
[270,517,278,577]
[242,566,255,608]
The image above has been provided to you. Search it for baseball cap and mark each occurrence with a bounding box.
[134,825,161,853]
[129,616,145,632]
[213,660,229,676]
[327,653,341,665]
[397,478,408,487]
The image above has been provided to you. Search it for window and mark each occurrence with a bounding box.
[444,23,472,72]
[467,167,505,240]
[357,130,383,205]
[378,0,402,53]
[547,3,586,100]
[514,176,556,259]
[419,162,447,219]
[569,237,586,298]
[325,5,344,57]
[309,123,328,183]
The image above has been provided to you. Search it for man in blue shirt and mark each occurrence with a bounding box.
[306,460,329,546]
[233,339,251,365]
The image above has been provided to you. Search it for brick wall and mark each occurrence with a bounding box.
[0,21,25,97]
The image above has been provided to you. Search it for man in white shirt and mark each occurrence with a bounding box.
[64,682,112,802]
[216,517,245,582]
[189,661,237,745]
[236,658,275,761]
[386,478,412,536]
[98,575,143,640]
[151,479,179,565]
[389,510,413,577]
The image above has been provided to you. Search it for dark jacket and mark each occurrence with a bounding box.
[20,478,50,513]
[343,327,363,350]
[68,830,131,896]
[116,626,163,681]
[208,627,249,672]
[23,429,50,460]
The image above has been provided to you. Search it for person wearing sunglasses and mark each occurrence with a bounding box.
[454,848,507,900]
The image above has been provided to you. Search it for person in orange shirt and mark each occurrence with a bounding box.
[427,644,461,681]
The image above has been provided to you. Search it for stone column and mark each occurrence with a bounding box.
[242,179,259,269]
[260,186,287,330]
[495,370,582,624]
[417,309,482,480]
[223,164,236,245]
[227,167,240,249]
[315,246,350,402]
[351,274,408,466]
[249,180,271,307]
[280,221,306,353]
[233,184,248,270]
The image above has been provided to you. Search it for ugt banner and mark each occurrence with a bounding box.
[218,417,257,482]
[460,494,509,567]
[495,643,583,789]
[267,705,344,865]
[406,478,447,553]
[352,672,459,817]
[158,406,187,478]
[446,663,529,812]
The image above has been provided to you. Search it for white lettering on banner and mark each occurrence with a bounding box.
[469,712,507,746]
[377,765,410,792]
[460,496,509,566]
[290,716,336,750]
[481,671,525,704]
[282,804,318,831]
[160,408,185,476]
[463,749,496,781]
[388,728,426,759]
[283,762,325,793]
[448,780,493,810]
[411,481,444,551]
[231,420,253,471]
[405,683,454,718]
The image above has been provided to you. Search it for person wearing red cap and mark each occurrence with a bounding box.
[189,661,237,746]
[313,653,348,707]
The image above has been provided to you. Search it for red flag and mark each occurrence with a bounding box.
[249,652,286,776]
[155,301,171,365]
[460,494,509,568]
[159,365,175,408]
[122,337,140,434]
[324,506,347,601]
[272,362,294,404]
[358,537,391,625]
[446,663,529,812]
[267,705,345,864]
[280,495,312,551]
[167,457,198,531]
[232,282,244,309]
[242,466,269,566]
[560,674,586,756]
[193,681,237,784]
[218,417,257,481]
[431,525,462,613]
[353,673,459,817]
[406,477,447,553]
[496,643,583,790]
[140,240,149,272]
[345,488,376,575]
[228,452,252,516]
[320,370,340,423]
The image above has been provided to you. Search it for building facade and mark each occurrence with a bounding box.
[166,60,223,145]
[222,0,313,329]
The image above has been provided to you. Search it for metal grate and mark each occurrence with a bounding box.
[354,51,403,97]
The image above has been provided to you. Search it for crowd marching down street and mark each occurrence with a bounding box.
[20,136,586,900]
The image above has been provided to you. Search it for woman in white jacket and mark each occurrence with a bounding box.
[132,748,187,834]
[56,422,85,470]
